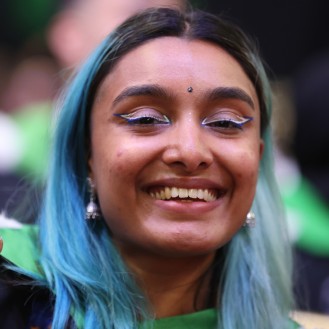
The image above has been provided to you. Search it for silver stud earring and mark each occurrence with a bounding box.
[244,210,256,228]
[85,177,101,220]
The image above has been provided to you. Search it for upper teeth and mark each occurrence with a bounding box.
[149,187,217,202]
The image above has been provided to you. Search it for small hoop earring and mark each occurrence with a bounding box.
[85,177,101,220]
[244,210,256,228]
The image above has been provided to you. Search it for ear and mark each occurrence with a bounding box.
[47,10,85,67]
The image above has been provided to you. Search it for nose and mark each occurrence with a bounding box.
[161,121,213,173]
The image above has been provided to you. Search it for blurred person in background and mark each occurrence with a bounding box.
[273,51,329,315]
[0,0,187,222]
[289,52,329,314]
[47,0,186,68]
[0,0,60,218]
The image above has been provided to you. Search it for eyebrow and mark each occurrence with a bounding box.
[206,86,255,110]
[112,84,255,110]
[113,84,170,106]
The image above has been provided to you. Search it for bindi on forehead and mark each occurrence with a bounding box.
[106,82,256,112]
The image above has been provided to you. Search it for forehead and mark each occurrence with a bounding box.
[97,37,258,108]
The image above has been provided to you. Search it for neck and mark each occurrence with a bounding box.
[120,248,216,318]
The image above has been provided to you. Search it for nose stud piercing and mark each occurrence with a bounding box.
[187,86,193,93]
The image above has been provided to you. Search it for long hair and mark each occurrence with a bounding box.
[39,8,293,329]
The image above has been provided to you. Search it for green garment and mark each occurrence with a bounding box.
[12,101,52,181]
[74,308,300,329]
[282,177,329,256]
[0,225,301,328]
[8,0,57,44]
[141,309,300,329]
[141,309,217,329]
[0,224,39,273]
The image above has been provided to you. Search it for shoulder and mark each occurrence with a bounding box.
[291,311,329,329]
[0,213,39,273]
[0,255,53,329]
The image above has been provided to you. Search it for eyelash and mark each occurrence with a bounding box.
[114,112,253,130]
[201,116,253,130]
[114,113,170,125]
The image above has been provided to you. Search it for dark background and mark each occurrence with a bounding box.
[1,0,329,78]
[202,0,329,78]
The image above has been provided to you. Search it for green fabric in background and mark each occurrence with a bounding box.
[12,101,52,181]
[283,177,329,256]
[7,0,57,42]
[0,224,39,273]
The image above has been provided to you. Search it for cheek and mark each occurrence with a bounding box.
[94,150,133,187]
[221,141,261,202]
[236,154,261,208]
[237,153,259,178]
[109,146,146,179]
[91,141,154,209]
[104,137,162,179]
[110,149,130,174]
[224,142,261,176]
[91,149,133,225]
[238,153,260,185]
[93,139,140,176]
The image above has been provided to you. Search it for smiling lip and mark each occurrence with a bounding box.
[145,179,226,203]
[149,187,218,202]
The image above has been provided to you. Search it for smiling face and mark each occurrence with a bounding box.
[89,37,263,259]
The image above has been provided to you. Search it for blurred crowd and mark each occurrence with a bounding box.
[273,52,329,313]
[1,0,329,315]
[0,0,186,220]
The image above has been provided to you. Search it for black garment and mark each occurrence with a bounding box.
[0,256,53,329]
[294,248,329,314]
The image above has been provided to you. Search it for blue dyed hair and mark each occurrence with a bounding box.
[39,8,293,329]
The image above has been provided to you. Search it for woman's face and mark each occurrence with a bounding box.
[89,37,263,258]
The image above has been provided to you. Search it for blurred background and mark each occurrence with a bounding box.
[0,0,329,315]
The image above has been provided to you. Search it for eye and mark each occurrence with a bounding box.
[114,109,170,126]
[202,111,253,131]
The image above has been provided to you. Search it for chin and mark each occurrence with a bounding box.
[151,237,225,258]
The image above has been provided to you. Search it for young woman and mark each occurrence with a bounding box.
[1,7,299,329]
